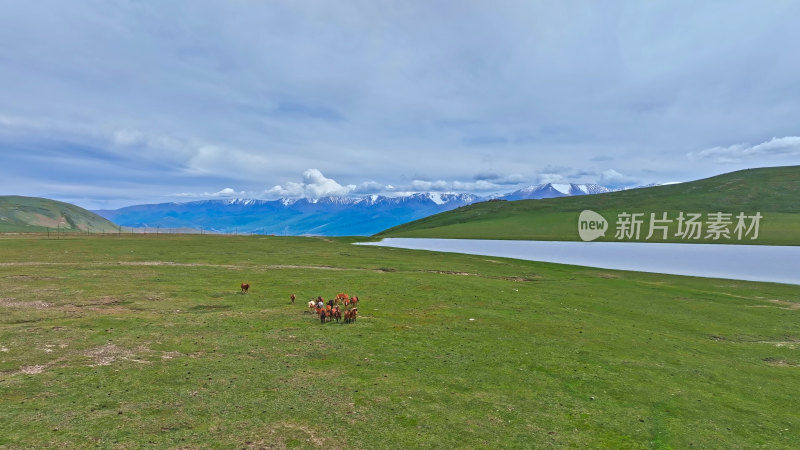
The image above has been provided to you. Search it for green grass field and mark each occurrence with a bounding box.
[379,166,800,245]
[0,196,118,234]
[1,234,798,448]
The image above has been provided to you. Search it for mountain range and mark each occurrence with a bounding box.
[500,183,610,200]
[93,183,615,236]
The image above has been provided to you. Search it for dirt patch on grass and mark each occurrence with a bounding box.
[268,264,348,271]
[764,357,799,367]
[5,274,63,280]
[503,276,540,282]
[769,299,800,310]
[3,344,184,378]
[91,296,121,305]
[424,270,477,276]
[0,298,53,309]
[161,351,183,360]
[83,343,151,366]
[4,357,66,377]
[756,340,800,349]
[250,421,340,449]
[19,365,46,374]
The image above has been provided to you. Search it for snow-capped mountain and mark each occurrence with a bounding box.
[95,193,482,236]
[499,183,611,201]
[95,184,626,236]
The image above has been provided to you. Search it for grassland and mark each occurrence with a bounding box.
[1,234,798,448]
[379,166,800,245]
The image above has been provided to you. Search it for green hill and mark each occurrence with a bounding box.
[378,165,800,245]
[0,196,118,233]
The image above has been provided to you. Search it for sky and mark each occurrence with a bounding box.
[1,1,799,209]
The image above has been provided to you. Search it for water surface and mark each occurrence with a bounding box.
[359,238,800,285]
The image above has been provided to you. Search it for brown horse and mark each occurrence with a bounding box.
[240,283,250,294]
[290,293,296,304]
[333,306,342,323]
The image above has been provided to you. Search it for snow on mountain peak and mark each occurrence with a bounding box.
[427,192,446,205]
[551,184,571,195]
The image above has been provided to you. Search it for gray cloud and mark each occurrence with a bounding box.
[473,173,528,185]
[688,136,800,163]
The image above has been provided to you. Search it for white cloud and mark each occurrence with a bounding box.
[262,174,511,199]
[688,136,800,163]
[598,169,638,186]
[213,188,242,197]
[537,173,566,184]
[352,181,387,194]
[265,169,355,199]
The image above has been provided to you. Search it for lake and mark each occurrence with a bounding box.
[358,238,800,285]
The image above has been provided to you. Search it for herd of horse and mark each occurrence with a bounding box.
[308,292,359,324]
[241,284,358,325]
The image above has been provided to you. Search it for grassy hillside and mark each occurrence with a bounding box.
[0,234,798,447]
[0,196,118,233]
[378,166,800,245]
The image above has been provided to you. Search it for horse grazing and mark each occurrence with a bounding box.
[240,283,250,294]
[307,300,316,313]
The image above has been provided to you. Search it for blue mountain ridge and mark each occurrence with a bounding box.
[94,183,616,236]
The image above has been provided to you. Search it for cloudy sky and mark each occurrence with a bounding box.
[1,1,799,209]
